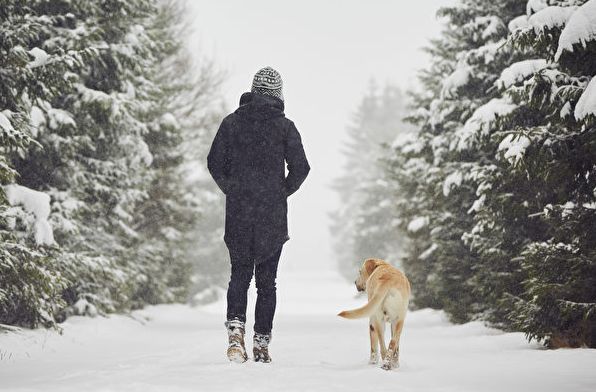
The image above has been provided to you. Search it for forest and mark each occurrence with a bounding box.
[2,0,595,352]
[333,0,596,348]
[1,0,227,329]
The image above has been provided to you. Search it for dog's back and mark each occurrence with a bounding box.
[339,261,410,320]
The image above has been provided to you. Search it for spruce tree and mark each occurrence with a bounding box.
[0,0,96,327]
[391,0,596,345]
[132,0,225,304]
[332,83,412,278]
[490,0,596,347]
[1,0,225,326]
[388,0,526,322]
[8,0,164,315]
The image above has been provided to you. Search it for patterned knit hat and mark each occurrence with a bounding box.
[251,66,283,102]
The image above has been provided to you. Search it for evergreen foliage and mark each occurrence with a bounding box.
[0,0,224,327]
[389,0,596,346]
[331,83,413,279]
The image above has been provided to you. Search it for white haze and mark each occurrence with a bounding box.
[187,0,451,272]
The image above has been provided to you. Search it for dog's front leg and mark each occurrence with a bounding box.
[369,318,379,364]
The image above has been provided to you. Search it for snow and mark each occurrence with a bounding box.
[137,139,153,166]
[29,105,45,137]
[77,83,112,105]
[509,15,529,32]
[454,98,518,150]
[560,101,572,118]
[1,269,595,392]
[400,138,424,154]
[407,216,429,233]
[562,201,576,218]
[527,6,576,33]
[443,171,463,196]
[555,0,596,61]
[117,220,139,238]
[0,110,15,136]
[113,204,132,220]
[28,47,50,68]
[3,184,55,246]
[498,134,531,164]
[495,59,549,89]
[418,243,438,260]
[476,15,503,39]
[468,194,486,214]
[47,108,76,130]
[391,132,417,150]
[119,135,153,166]
[526,0,548,16]
[469,40,505,64]
[441,66,471,99]
[161,112,180,129]
[73,299,99,317]
[125,24,145,47]
[378,198,391,208]
[574,76,596,120]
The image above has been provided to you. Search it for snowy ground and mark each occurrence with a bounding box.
[1,269,595,392]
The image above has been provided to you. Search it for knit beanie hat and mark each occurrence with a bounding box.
[251,66,284,102]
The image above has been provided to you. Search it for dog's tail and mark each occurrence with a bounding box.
[337,285,389,319]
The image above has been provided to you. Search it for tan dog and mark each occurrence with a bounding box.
[338,258,410,370]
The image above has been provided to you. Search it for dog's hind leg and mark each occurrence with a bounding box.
[382,319,404,370]
[373,318,387,361]
[368,319,379,364]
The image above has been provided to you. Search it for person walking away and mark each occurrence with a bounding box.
[207,67,310,363]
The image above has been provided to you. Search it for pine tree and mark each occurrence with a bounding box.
[388,0,526,322]
[332,83,412,278]
[0,0,97,327]
[1,0,225,326]
[132,0,226,304]
[391,0,596,345]
[488,0,596,347]
[8,0,165,316]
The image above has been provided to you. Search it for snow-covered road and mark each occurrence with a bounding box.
[1,270,595,392]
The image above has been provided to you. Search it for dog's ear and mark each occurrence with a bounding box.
[363,258,380,276]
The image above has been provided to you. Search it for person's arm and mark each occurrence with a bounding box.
[207,119,233,194]
[284,121,310,196]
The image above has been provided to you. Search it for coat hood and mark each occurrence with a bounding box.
[235,92,285,121]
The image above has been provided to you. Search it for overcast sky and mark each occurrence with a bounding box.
[187,0,450,271]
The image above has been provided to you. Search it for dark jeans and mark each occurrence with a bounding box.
[226,247,282,335]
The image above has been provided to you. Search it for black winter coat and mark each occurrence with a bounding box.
[207,92,310,265]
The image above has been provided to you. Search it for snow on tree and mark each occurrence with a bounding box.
[1,0,224,327]
[0,0,89,327]
[526,6,577,34]
[3,184,54,246]
[527,0,549,15]
[396,0,596,346]
[387,0,527,323]
[385,0,596,346]
[554,0,596,60]
[454,97,518,150]
[132,1,227,302]
[574,74,596,120]
[497,134,531,164]
[495,59,549,89]
[494,0,596,348]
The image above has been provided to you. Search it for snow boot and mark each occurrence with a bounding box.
[253,333,272,363]
[225,319,248,363]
